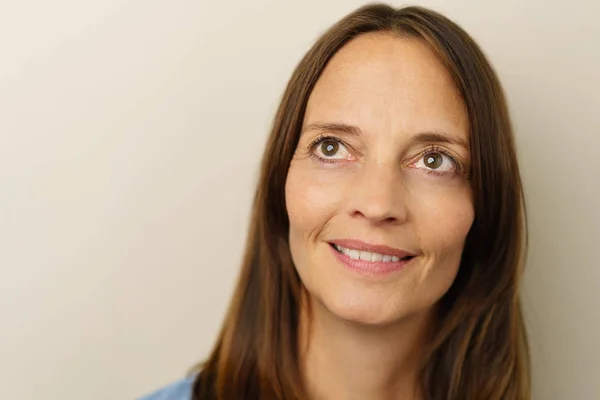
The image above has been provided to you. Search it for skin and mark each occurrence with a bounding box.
[285,32,475,399]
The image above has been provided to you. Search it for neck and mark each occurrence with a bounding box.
[299,298,432,400]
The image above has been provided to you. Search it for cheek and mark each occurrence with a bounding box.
[409,180,474,254]
[404,181,474,309]
[285,161,352,278]
[285,160,349,236]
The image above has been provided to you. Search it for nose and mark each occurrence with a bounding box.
[346,162,408,224]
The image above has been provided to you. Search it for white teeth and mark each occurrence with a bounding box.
[334,244,408,263]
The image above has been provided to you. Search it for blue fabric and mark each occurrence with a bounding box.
[138,376,194,400]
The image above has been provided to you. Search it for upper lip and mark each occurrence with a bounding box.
[328,239,416,258]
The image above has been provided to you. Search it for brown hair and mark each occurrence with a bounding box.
[192,4,529,399]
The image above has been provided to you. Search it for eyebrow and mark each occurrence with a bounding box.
[302,122,362,136]
[302,122,470,151]
[413,131,470,151]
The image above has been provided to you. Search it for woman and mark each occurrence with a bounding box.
[141,3,529,400]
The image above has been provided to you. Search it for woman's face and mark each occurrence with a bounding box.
[285,33,474,325]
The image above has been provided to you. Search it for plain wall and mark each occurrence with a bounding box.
[1,1,598,399]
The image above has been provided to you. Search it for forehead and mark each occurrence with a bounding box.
[304,32,468,139]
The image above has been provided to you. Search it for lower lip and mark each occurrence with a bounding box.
[329,244,414,275]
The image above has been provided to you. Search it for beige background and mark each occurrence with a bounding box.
[1,0,598,399]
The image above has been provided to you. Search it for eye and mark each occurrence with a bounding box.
[413,150,457,173]
[311,137,352,160]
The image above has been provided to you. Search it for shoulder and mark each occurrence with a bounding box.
[138,376,195,400]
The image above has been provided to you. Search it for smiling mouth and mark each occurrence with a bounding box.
[330,243,415,263]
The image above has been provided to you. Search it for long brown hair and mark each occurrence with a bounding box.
[192,4,529,399]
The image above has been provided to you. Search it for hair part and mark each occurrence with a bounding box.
[192,4,530,399]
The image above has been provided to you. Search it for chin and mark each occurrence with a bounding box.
[317,292,410,327]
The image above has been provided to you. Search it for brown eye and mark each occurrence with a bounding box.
[311,137,351,161]
[424,152,443,169]
[412,150,458,175]
[320,140,339,157]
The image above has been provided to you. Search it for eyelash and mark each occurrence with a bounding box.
[307,135,465,177]
[416,145,464,177]
[307,135,345,163]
